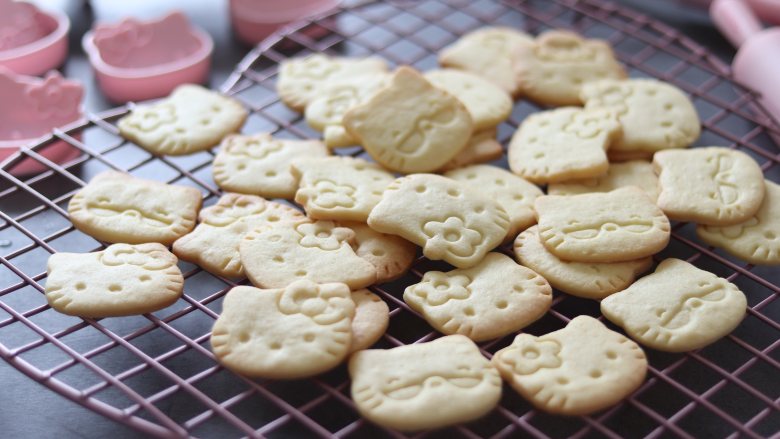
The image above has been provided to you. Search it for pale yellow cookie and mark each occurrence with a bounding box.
[45,243,183,317]
[211,281,354,378]
[276,54,388,111]
[118,85,247,156]
[349,289,389,352]
[438,128,504,172]
[212,133,329,199]
[367,174,510,268]
[515,30,626,106]
[292,156,395,222]
[514,226,652,299]
[445,164,543,240]
[581,78,701,155]
[439,26,533,96]
[350,335,502,431]
[240,220,376,289]
[424,69,513,130]
[343,67,474,173]
[173,194,307,278]
[340,221,417,283]
[535,187,671,262]
[493,316,647,415]
[548,160,660,201]
[508,107,620,184]
[654,147,766,226]
[601,258,748,352]
[404,252,551,342]
[68,171,202,245]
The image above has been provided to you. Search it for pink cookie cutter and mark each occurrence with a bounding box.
[0,0,70,76]
[230,0,341,45]
[82,11,213,103]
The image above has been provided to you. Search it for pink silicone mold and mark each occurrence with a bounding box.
[230,0,341,45]
[0,67,84,175]
[82,11,213,103]
[0,0,70,76]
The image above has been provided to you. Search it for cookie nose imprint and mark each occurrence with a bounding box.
[122,209,141,218]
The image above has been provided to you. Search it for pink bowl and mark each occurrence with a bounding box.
[230,0,341,45]
[0,0,70,76]
[82,11,213,103]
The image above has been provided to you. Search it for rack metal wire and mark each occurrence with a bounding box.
[0,0,778,437]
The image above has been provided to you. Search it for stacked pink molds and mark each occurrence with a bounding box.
[0,0,70,75]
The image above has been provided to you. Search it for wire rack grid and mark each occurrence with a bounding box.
[0,0,778,437]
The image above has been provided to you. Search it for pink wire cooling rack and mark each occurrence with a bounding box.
[0,0,778,437]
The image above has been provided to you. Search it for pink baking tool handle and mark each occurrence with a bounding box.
[710,0,761,46]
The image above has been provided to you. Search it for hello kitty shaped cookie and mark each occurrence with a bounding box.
[535,187,671,263]
[118,85,247,156]
[601,259,748,352]
[405,253,551,342]
[68,171,202,245]
[349,335,502,431]
[368,174,510,268]
[515,30,626,106]
[173,194,307,278]
[438,128,504,172]
[343,67,474,173]
[340,221,417,283]
[654,147,766,226]
[548,160,660,202]
[508,107,620,184]
[212,133,329,199]
[211,281,354,379]
[424,69,513,131]
[45,243,183,317]
[240,220,376,289]
[493,316,647,415]
[350,289,390,353]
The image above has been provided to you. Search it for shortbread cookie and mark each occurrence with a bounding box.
[405,253,551,341]
[515,30,625,106]
[292,156,395,222]
[118,85,247,156]
[341,221,417,283]
[508,107,620,184]
[535,187,671,262]
[654,147,765,226]
[350,335,502,431]
[439,27,533,96]
[493,316,647,415]
[45,243,183,317]
[173,194,307,278]
[211,281,354,378]
[438,128,504,172]
[548,160,660,202]
[581,78,701,154]
[68,171,202,245]
[350,289,389,352]
[212,133,329,199]
[601,258,748,352]
[697,181,780,265]
[424,69,513,131]
[514,226,652,299]
[445,165,543,239]
[240,220,376,289]
[343,67,474,173]
[368,174,510,268]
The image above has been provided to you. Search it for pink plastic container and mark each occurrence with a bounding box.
[0,0,70,76]
[229,0,341,45]
[82,11,213,103]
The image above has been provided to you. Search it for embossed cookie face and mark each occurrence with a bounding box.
[492,316,647,415]
[601,258,748,352]
[173,194,307,278]
[211,281,354,378]
[350,289,389,353]
[368,174,510,268]
[68,171,202,245]
[424,69,512,131]
[45,243,183,317]
[343,67,474,173]
[508,107,619,184]
[535,187,671,262]
[239,220,376,289]
[515,30,626,106]
[404,253,551,341]
[548,160,660,202]
[697,181,780,265]
[514,226,652,299]
[581,78,701,153]
[212,133,329,199]
[340,221,417,283]
[117,85,247,156]
[349,335,502,431]
[654,147,766,226]
[438,128,504,172]
[292,156,395,222]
